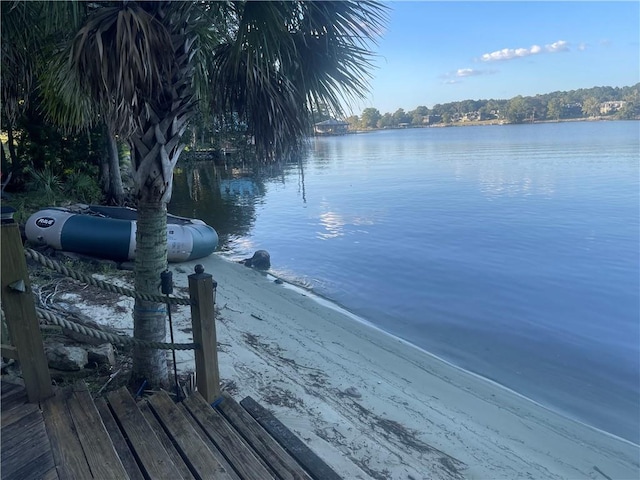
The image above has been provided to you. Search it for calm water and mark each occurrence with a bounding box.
[171,121,640,443]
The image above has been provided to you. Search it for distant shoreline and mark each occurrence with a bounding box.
[345,116,637,134]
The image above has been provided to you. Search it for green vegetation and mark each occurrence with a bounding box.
[345,83,640,130]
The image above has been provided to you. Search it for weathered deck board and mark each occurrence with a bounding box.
[1,407,56,480]
[216,392,313,480]
[1,380,57,480]
[106,387,186,480]
[66,385,129,479]
[95,397,146,480]
[42,389,94,480]
[177,403,242,480]
[1,383,29,421]
[147,390,233,480]
[2,379,339,480]
[183,391,276,480]
[241,396,341,480]
[1,396,38,427]
[139,401,197,480]
[41,467,60,480]
[1,380,22,398]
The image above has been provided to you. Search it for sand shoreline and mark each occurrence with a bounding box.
[264,271,639,449]
[77,253,639,479]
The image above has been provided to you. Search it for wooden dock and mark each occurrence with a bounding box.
[1,379,335,480]
[1,221,338,479]
[1,380,56,479]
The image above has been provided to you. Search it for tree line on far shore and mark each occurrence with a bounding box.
[340,83,640,130]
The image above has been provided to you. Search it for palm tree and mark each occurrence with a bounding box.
[44,0,386,387]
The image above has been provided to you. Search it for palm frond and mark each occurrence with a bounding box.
[206,0,387,158]
[70,3,175,136]
[2,1,87,126]
[289,1,388,113]
[1,1,42,123]
[39,45,99,133]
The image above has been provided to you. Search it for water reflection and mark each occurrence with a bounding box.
[476,169,556,199]
[170,161,277,245]
[220,175,258,199]
[317,210,345,239]
[186,169,203,202]
[315,205,380,241]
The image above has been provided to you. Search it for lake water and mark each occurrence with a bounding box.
[170,121,640,444]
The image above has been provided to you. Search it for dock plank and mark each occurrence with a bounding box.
[240,396,340,480]
[139,402,197,480]
[95,397,146,480]
[67,385,129,479]
[1,408,55,480]
[2,450,56,480]
[1,386,29,419]
[41,467,60,480]
[1,380,22,399]
[2,408,44,455]
[147,390,233,480]
[106,387,185,480]
[216,392,313,480]
[42,390,93,480]
[2,381,341,480]
[184,392,275,480]
[177,403,241,480]
[1,399,38,427]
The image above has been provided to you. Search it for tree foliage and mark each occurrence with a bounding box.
[348,83,640,128]
[582,97,600,117]
[360,107,382,129]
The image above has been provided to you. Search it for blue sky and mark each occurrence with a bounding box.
[350,1,640,115]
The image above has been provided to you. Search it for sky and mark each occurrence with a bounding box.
[349,1,640,115]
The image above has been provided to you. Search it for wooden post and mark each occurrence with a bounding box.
[0,222,52,401]
[188,264,220,403]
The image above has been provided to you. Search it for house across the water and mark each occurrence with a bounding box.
[314,118,349,135]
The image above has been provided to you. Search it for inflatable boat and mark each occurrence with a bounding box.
[25,205,218,262]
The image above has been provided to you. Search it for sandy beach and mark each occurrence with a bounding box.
[71,253,639,480]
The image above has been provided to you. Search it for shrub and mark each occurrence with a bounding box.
[64,171,103,204]
[25,166,62,205]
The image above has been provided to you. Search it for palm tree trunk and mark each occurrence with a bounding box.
[128,100,191,388]
[131,200,169,387]
[106,131,125,205]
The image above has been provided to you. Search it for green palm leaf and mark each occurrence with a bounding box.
[207,1,387,157]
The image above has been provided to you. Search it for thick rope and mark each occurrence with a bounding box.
[24,248,192,306]
[36,308,197,351]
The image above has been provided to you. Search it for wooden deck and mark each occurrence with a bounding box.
[1,380,56,479]
[1,379,335,480]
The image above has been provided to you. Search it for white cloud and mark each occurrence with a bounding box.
[480,40,570,62]
[454,68,496,77]
[456,68,477,77]
[441,68,496,84]
[546,40,569,52]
